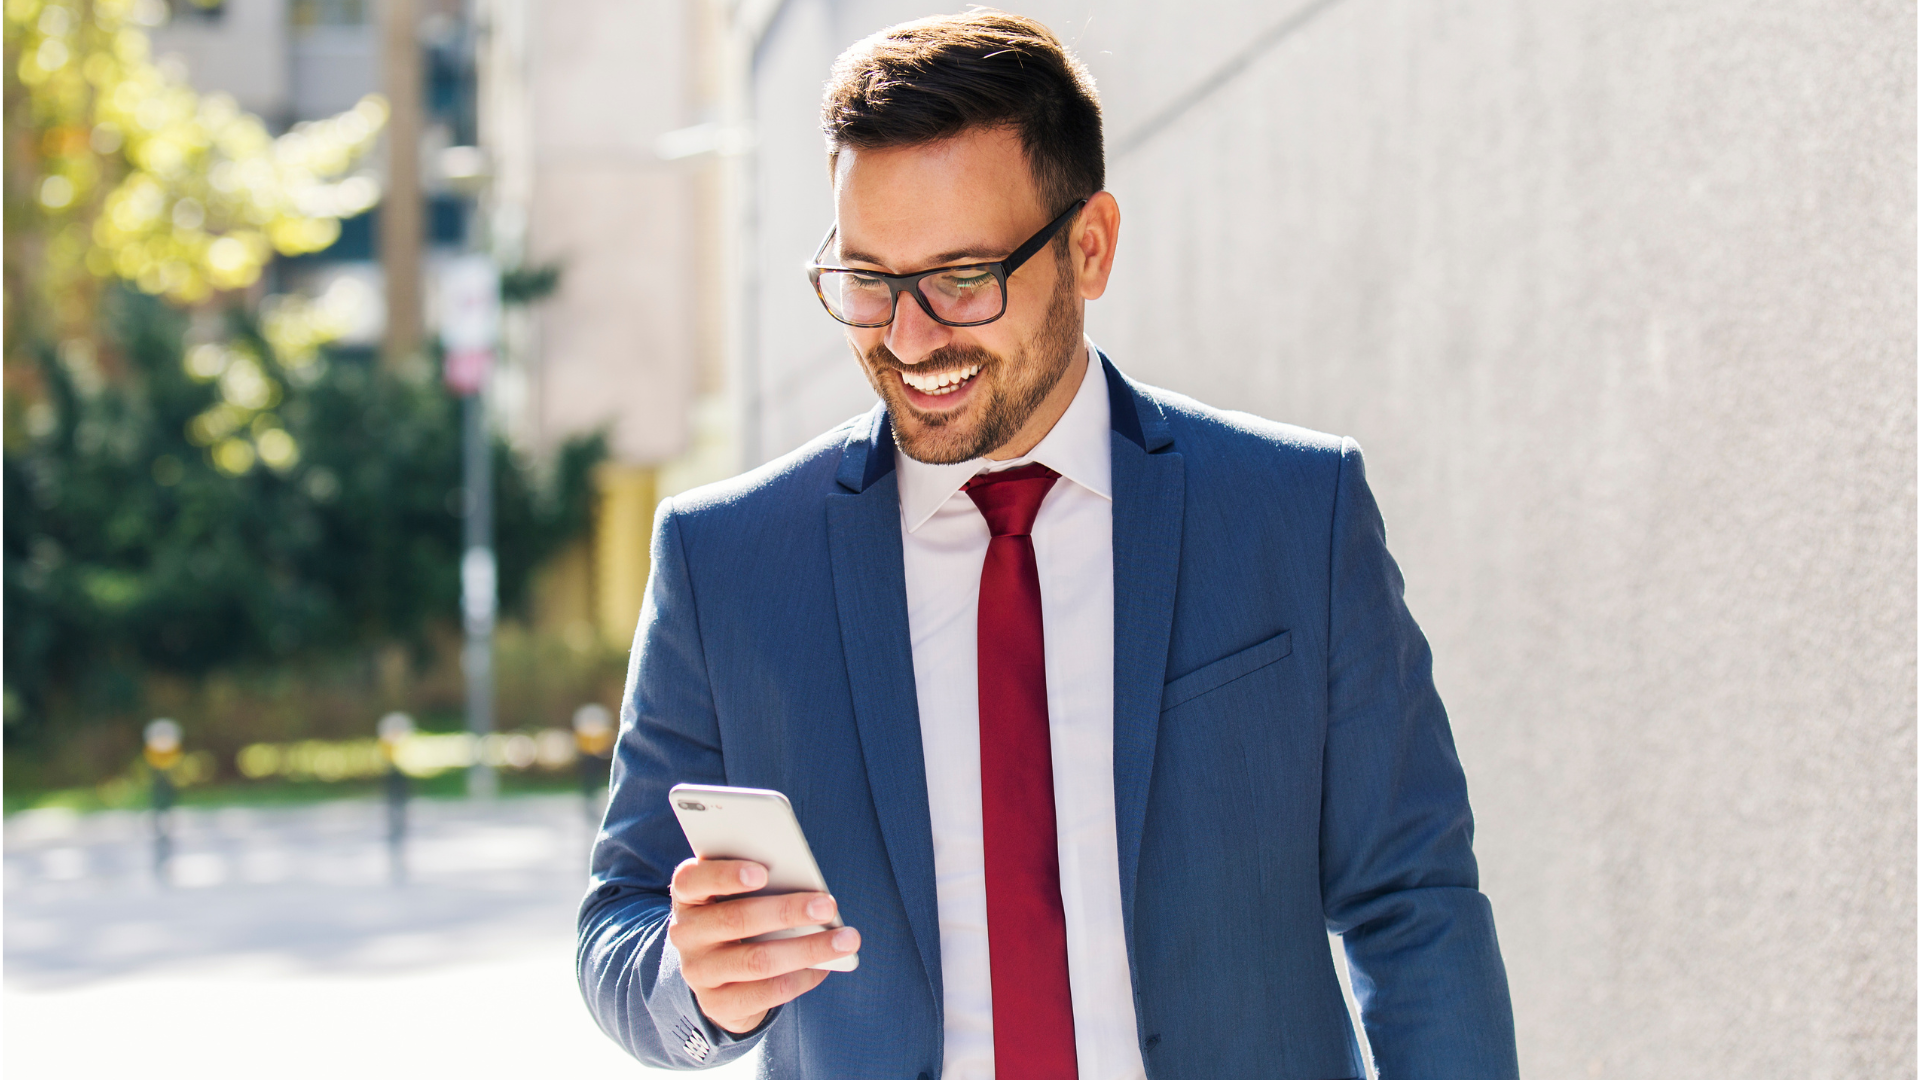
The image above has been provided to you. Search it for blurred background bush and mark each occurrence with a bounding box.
[2,289,614,798]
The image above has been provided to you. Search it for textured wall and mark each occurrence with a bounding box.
[744,1,1917,1074]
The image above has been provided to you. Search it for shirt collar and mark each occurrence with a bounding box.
[897,339,1113,534]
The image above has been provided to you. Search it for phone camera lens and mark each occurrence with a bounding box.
[677,800,707,811]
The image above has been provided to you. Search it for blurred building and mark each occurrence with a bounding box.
[478,0,735,651]
[151,0,479,348]
[734,0,1914,1076]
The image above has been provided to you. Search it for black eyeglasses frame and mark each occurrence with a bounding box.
[806,198,1089,328]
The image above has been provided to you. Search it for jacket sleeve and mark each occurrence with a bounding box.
[1319,438,1520,1078]
[576,498,776,1069]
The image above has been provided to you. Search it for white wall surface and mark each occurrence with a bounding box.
[148,0,292,123]
[743,1,1916,1075]
[290,24,377,122]
[523,0,702,464]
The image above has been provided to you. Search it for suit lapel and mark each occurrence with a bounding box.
[1103,357,1185,947]
[824,407,944,1019]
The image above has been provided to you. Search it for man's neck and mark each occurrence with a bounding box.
[984,345,1090,461]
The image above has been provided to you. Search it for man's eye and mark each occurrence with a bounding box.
[936,272,995,294]
[844,274,888,291]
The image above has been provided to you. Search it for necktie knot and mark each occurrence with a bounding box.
[964,463,1060,538]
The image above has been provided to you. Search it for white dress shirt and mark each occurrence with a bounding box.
[897,344,1147,1080]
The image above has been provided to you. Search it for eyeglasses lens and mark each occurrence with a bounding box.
[818,269,1004,326]
[817,272,894,325]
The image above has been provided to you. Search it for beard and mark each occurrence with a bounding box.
[859,260,1082,465]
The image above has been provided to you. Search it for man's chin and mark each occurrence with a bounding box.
[891,412,988,465]
[881,386,995,463]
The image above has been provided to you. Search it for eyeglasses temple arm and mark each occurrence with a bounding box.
[811,224,838,266]
[1000,198,1089,276]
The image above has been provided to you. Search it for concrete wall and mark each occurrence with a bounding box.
[743,0,1916,1074]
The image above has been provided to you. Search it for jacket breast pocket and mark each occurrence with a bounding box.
[1160,630,1293,713]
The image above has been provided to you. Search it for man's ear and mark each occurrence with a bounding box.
[1071,191,1121,301]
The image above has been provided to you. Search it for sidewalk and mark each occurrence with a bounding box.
[4,794,758,1078]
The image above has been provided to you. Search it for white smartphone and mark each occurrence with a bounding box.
[668,783,858,973]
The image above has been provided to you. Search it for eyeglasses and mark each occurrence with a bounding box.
[807,198,1088,328]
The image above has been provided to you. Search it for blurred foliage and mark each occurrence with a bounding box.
[3,289,608,761]
[0,0,610,797]
[3,0,386,354]
[499,261,561,306]
[4,0,394,485]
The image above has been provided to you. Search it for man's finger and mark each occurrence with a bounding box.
[674,891,838,950]
[700,926,861,986]
[698,967,830,1033]
[670,857,768,905]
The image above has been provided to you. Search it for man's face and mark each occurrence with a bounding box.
[832,126,1084,464]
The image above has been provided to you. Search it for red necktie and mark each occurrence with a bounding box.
[964,463,1078,1080]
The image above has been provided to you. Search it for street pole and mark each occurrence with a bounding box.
[462,389,496,798]
[378,711,414,883]
[443,255,502,799]
[143,718,181,884]
[572,703,614,824]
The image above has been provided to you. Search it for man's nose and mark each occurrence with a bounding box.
[883,287,952,364]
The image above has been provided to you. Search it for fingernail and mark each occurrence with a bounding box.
[832,927,859,952]
[739,864,766,888]
[806,895,834,921]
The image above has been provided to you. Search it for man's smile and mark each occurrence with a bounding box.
[896,363,984,411]
[899,362,982,395]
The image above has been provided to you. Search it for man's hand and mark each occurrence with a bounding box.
[669,858,862,1034]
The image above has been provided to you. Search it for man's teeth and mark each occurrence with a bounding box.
[901,364,982,396]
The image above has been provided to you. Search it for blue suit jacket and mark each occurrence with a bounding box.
[578,358,1518,1079]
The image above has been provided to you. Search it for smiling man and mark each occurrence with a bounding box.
[578,11,1518,1080]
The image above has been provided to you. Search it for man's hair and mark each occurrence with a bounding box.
[821,10,1104,218]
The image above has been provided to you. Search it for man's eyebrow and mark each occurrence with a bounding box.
[838,244,1008,271]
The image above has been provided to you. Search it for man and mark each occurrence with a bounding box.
[578,11,1517,1079]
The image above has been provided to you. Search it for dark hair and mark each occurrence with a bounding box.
[821,10,1104,218]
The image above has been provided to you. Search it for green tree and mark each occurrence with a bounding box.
[4,289,603,754]
[4,0,384,350]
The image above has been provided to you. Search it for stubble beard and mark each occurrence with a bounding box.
[860,261,1082,466]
